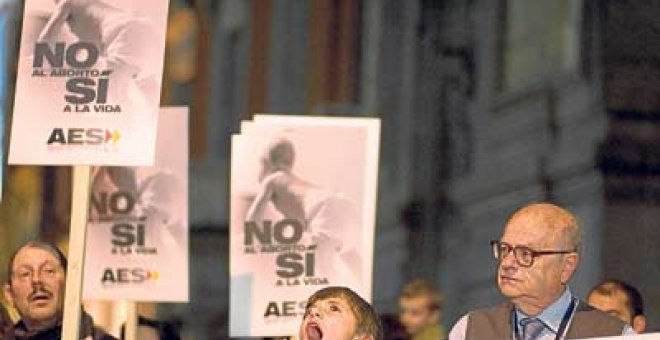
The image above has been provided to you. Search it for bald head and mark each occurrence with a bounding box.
[506,203,582,251]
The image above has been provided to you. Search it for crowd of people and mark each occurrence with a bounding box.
[291,202,651,340]
[0,202,651,339]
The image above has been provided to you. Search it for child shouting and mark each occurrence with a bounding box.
[300,287,382,340]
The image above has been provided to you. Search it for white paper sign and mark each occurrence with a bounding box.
[82,107,189,301]
[9,0,169,165]
[230,115,381,337]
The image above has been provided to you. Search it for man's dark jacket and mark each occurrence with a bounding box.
[3,311,117,340]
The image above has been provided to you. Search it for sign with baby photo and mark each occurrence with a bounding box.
[9,0,169,165]
[230,115,381,337]
[82,107,189,301]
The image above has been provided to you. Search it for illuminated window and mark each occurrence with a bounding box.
[501,0,582,90]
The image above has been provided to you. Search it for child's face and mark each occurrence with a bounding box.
[300,296,359,340]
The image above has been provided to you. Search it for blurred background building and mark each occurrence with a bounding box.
[0,0,659,338]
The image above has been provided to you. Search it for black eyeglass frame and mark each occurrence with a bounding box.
[490,240,576,267]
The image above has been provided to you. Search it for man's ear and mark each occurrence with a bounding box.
[560,252,579,284]
[4,283,15,307]
[632,315,646,333]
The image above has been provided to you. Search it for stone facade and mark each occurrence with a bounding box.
[170,0,660,336]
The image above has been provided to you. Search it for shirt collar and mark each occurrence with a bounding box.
[516,287,573,334]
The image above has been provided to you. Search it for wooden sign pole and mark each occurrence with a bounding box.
[62,165,91,339]
[125,301,138,340]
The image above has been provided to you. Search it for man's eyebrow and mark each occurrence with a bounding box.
[39,261,59,268]
[15,264,34,270]
[501,241,538,248]
[15,260,58,269]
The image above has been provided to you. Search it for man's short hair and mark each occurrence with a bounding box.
[400,279,442,311]
[589,279,644,317]
[306,286,382,340]
[6,241,67,284]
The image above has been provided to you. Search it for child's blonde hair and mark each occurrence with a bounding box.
[306,286,382,340]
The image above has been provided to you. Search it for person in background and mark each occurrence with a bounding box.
[448,202,634,340]
[398,279,444,340]
[587,279,646,333]
[3,240,117,339]
[299,286,382,340]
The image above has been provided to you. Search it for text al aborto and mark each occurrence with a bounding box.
[245,219,319,279]
[33,42,112,105]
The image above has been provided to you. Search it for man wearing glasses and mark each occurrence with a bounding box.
[448,203,634,340]
[3,241,117,339]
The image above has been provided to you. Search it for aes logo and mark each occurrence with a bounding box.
[47,128,120,145]
[101,267,159,284]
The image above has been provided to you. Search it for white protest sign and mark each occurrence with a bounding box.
[9,0,169,165]
[83,107,189,301]
[230,115,380,337]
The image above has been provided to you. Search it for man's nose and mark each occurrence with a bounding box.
[30,271,46,285]
[30,273,41,284]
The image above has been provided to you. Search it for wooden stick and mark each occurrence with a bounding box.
[125,301,138,340]
[62,165,91,339]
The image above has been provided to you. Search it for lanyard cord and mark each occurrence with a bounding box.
[512,298,577,340]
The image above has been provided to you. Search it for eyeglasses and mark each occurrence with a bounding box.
[490,240,575,267]
[11,264,62,284]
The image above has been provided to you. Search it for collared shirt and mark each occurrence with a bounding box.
[513,287,574,339]
[448,287,636,340]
